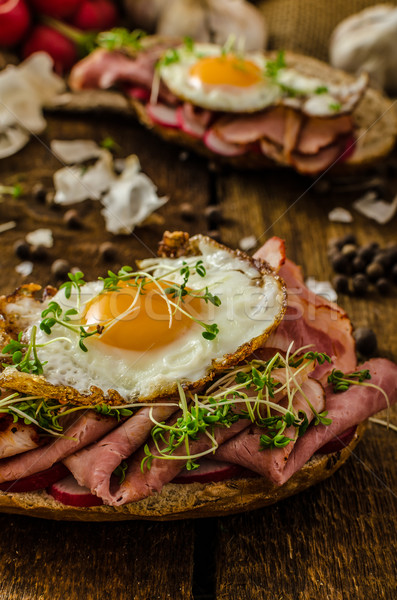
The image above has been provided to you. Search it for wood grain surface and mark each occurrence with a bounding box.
[0,112,396,599]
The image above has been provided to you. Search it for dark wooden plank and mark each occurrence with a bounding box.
[215,164,397,599]
[0,516,194,600]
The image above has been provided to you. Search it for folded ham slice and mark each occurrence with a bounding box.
[69,47,177,105]
[0,411,116,483]
[254,253,356,383]
[297,115,353,155]
[278,358,397,485]
[64,404,177,504]
[109,414,250,506]
[215,378,325,481]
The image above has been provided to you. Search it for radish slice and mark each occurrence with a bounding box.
[0,463,69,493]
[146,103,180,128]
[125,85,151,102]
[317,425,357,454]
[49,474,103,507]
[176,104,211,139]
[173,459,244,484]
[204,129,247,157]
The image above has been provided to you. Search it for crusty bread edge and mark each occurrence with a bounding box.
[0,421,367,521]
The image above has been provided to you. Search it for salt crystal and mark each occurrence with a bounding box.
[26,228,53,248]
[239,235,257,252]
[328,207,353,223]
[353,192,397,224]
[305,277,338,302]
[15,261,33,277]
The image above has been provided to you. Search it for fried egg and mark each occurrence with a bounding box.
[0,236,286,402]
[159,44,280,113]
[158,44,368,116]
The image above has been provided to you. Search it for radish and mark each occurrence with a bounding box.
[49,474,103,507]
[22,24,78,73]
[69,0,118,30]
[146,103,180,129]
[27,0,82,18]
[0,463,69,493]
[317,425,357,455]
[204,128,247,157]
[0,0,31,48]
[173,459,244,484]
[125,85,151,103]
[176,104,211,139]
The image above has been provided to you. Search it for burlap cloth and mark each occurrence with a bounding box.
[259,0,397,60]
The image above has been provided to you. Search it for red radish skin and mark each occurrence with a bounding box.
[0,462,69,493]
[125,85,151,102]
[176,105,211,139]
[22,24,78,73]
[146,103,180,129]
[317,425,357,455]
[28,0,82,18]
[204,129,247,157]
[50,474,103,507]
[0,0,31,48]
[69,0,118,30]
[173,459,244,484]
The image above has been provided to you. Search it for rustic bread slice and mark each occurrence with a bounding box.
[0,421,366,521]
[48,49,397,173]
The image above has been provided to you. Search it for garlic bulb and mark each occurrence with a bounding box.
[330,4,397,94]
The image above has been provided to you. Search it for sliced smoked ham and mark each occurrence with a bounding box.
[297,115,353,155]
[109,415,251,506]
[253,256,356,383]
[290,139,348,175]
[277,358,397,485]
[216,358,397,485]
[64,404,177,504]
[215,378,325,481]
[0,411,116,483]
[214,107,287,146]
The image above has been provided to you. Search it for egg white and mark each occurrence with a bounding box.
[12,239,285,401]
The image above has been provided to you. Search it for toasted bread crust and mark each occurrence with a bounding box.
[0,421,366,521]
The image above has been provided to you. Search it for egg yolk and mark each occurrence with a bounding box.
[82,280,206,353]
[189,55,262,88]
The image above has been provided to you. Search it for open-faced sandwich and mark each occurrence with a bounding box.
[66,33,397,175]
[0,232,395,521]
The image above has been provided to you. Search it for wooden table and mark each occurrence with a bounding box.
[0,112,396,599]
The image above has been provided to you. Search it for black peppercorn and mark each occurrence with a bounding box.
[63,209,82,229]
[332,275,349,294]
[99,241,117,261]
[331,252,349,274]
[13,239,30,260]
[51,259,70,280]
[376,278,391,295]
[354,327,377,357]
[352,273,368,296]
[179,203,196,222]
[366,261,384,282]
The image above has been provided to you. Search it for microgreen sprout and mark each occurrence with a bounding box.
[140,348,338,471]
[96,28,146,51]
[0,184,23,198]
[328,368,371,392]
[265,50,286,79]
[113,461,128,484]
